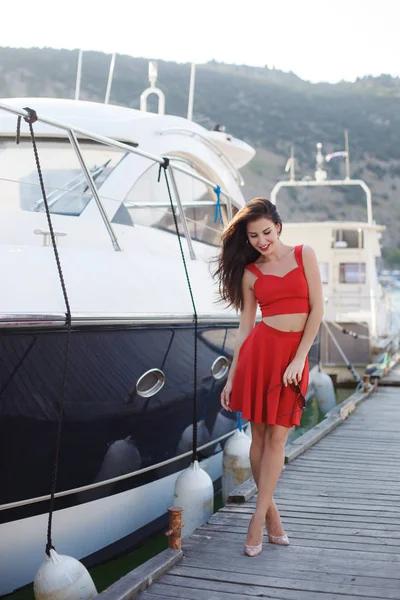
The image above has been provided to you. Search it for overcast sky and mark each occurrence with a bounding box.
[3,0,397,83]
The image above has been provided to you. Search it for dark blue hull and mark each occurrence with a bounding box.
[0,322,238,524]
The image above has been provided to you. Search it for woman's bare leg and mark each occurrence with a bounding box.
[246,424,289,546]
[249,423,286,537]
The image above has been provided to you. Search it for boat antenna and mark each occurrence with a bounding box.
[344,129,350,180]
[140,61,165,115]
[74,49,83,101]
[187,63,196,121]
[284,145,295,181]
[105,52,116,104]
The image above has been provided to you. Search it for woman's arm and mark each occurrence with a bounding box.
[221,270,258,410]
[283,245,323,386]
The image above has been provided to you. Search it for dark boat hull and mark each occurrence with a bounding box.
[0,321,238,595]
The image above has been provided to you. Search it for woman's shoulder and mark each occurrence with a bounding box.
[299,245,318,270]
[244,262,260,275]
[300,244,316,257]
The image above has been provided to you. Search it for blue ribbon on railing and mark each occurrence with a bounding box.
[237,411,243,432]
[213,185,224,226]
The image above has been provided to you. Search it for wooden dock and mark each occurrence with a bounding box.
[133,384,400,600]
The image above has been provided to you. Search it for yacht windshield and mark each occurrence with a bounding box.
[0,138,126,216]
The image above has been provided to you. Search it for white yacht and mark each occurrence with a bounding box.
[0,91,256,594]
[273,143,392,369]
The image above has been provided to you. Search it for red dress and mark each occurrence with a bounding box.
[229,245,310,428]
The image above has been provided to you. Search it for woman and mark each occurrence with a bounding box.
[215,198,323,556]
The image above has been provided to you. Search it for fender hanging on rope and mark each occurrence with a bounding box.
[157,158,213,536]
[222,424,251,503]
[18,107,97,599]
[213,185,224,226]
[158,157,199,463]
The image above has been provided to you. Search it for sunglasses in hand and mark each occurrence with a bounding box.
[266,381,306,418]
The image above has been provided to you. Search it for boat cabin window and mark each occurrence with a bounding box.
[125,161,227,246]
[318,263,329,284]
[0,139,126,216]
[339,263,366,284]
[333,229,363,249]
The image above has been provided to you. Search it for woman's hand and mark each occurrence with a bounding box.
[221,379,233,411]
[283,356,305,387]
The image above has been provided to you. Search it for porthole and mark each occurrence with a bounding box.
[211,356,230,380]
[136,368,165,398]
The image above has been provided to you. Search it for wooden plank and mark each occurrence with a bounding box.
[227,476,257,503]
[97,549,182,600]
[149,573,392,600]
[209,514,400,534]
[182,538,400,573]
[219,506,400,522]
[199,523,400,549]
[141,582,289,600]
[285,413,343,463]
[189,526,400,554]
[209,512,400,530]
[165,566,400,599]
[178,557,400,590]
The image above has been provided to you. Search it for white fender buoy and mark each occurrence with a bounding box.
[211,409,236,448]
[78,436,141,503]
[176,420,212,458]
[222,429,252,503]
[34,549,97,600]
[313,368,336,415]
[173,460,214,537]
[244,422,252,440]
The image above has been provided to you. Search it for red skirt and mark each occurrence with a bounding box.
[230,321,309,428]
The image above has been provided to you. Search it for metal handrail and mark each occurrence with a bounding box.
[0,102,235,252]
[0,312,239,327]
[271,179,373,225]
[125,200,226,208]
[68,130,121,251]
[167,166,196,259]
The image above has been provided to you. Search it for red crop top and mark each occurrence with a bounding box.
[245,245,310,318]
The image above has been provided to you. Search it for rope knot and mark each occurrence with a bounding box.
[157,157,170,182]
[16,107,38,145]
[23,107,38,124]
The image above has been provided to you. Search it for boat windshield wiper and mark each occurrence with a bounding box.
[33,159,112,211]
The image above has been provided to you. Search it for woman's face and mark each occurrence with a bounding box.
[246,217,280,255]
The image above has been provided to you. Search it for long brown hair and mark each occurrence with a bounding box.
[213,198,282,311]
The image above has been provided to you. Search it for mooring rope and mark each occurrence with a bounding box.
[17,107,72,556]
[322,320,362,385]
[158,159,199,462]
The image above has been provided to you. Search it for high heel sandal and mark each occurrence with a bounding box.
[244,517,263,557]
[244,542,263,557]
[267,532,290,546]
[265,518,290,546]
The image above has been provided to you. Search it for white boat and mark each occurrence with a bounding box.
[273,142,393,369]
[0,86,258,594]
